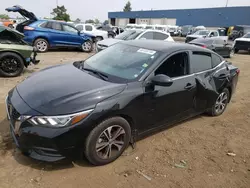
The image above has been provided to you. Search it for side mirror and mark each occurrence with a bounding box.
[151,74,173,87]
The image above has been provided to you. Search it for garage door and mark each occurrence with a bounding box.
[150,19,162,25]
[166,18,177,26]
[117,19,127,27]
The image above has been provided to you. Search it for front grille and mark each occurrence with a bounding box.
[235,41,250,46]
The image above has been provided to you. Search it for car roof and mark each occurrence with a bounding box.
[120,40,210,53]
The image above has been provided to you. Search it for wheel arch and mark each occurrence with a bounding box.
[0,50,27,67]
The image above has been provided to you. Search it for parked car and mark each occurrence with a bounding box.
[154,25,168,32]
[168,26,179,36]
[124,24,137,30]
[1,20,15,28]
[6,40,239,165]
[96,25,119,38]
[6,5,94,53]
[0,26,39,77]
[233,32,250,53]
[134,24,147,30]
[181,25,193,37]
[75,23,108,41]
[144,25,155,30]
[229,25,250,41]
[96,29,174,52]
[185,30,220,43]
[189,37,234,58]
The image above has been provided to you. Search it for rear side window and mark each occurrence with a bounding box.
[212,54,223,68]
[85,25,93,31]
[39,22,48,28]
[139,32,154,39]
[190,52,212,73]
[45,22,53,29]
[153,32,169,40]
[52,22,62,31]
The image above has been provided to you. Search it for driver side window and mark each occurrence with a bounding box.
[85,25,93,31]
[155,52,189,78]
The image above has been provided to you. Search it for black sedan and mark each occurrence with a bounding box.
[6,40,239,165]
[189,38,234,58]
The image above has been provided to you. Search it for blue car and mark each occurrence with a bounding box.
[6,5,94,53]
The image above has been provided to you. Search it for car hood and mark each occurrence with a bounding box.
[97,38,122,47]
[235,37,250,42]
[16,64,126,115]
[0,25,25,40]
[6,5,37,20]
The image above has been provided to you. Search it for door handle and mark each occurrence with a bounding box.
[184,83,194,90]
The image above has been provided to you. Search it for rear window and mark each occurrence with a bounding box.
[190,52,212,73]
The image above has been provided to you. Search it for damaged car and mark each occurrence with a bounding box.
[6,40,239,165]
[0,25,39,77]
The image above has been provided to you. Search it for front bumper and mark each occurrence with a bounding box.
[5,91,87,162]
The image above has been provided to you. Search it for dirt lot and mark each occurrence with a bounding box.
[0,50,250,188]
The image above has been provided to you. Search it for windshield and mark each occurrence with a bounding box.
[194,30,210,35]
[115,30,143,40]
[243,33,250,38]
[182,26,192,32]
[145,26,153,29]
[83,43,161,82]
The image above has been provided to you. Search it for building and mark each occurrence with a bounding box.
[108,6,250,27]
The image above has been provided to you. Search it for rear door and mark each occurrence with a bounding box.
[45,22,65,46]
[61,24,82,46]
[213,39,229,56]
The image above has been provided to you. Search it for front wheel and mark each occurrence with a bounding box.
[82,40,93,52]
[0,52,24,77]
[84,117,131,166]
[234,48,239,54]
[208,88,230,116]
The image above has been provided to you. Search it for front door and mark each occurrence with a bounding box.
[61,24,82,46]
[137,51,197,133]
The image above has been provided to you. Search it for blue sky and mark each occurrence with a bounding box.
[1,0,250,21]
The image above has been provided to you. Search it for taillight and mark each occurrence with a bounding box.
[236,69,240,74]
[201,45,207,48]
[24,26,35,31]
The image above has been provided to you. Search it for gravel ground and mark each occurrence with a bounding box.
[0,50,250,188]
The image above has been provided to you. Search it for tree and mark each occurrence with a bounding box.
[51,5,70,21]
[75,18,81,23]
[123,1,132,12]
[85,19,95,24]
[0,14,10,19]
[94,18,100,24]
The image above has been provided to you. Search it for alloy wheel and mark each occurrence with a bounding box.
[36,41,48,52]
[95,125,126,159]
[215,92,228,114]
[82,41,92,51]
[0,56,21,74]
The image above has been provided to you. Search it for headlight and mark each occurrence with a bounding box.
[21,109,93,128]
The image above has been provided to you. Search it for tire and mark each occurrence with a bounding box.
[82,40,93,52]
[207,88,230,116]
[0,52,24,77]
[34,38,49,53]
[84,117,131,166]
[234,48,239,54]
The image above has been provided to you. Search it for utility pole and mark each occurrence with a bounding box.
[225,0,229,7]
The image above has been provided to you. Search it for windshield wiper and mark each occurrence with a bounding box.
[81,67,109,81]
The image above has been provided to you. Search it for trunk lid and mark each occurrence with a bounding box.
[5,5,37,20]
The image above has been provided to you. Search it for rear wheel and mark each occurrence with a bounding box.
[208,88,230,116]
[34,38,49,52]
[108,34,113,38]
[84,117,131,166]
[82,40,93,52]
[0,52,24,77]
